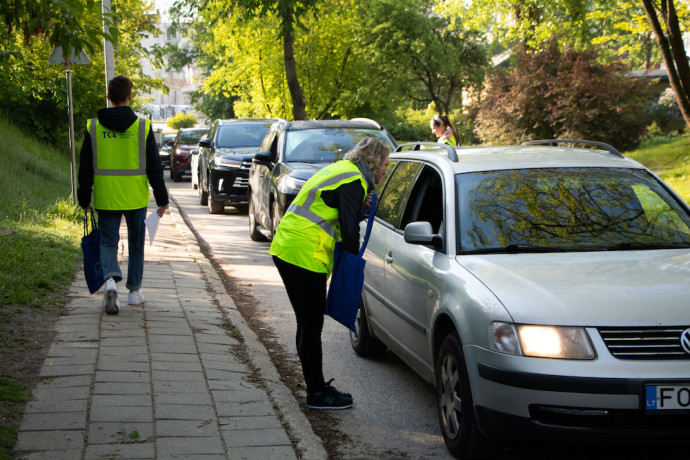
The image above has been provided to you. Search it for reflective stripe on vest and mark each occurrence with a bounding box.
[286,171,361,239]
[89,118,147,176]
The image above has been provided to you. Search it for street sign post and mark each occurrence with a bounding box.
[49,46,90,206]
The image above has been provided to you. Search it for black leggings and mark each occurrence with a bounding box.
[272,256,328,394]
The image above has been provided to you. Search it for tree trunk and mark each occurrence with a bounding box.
[641,0,690,129]
[283,30,306,120]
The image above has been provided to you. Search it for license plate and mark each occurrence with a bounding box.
[645,384,690,410]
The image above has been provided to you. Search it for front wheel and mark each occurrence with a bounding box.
[270,200,280,240]
[436,332,493,459]
[208,190,224,214]
[248,194,267,242]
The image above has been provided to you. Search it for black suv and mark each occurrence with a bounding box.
[197,119,275,214]
[247,118,397,241]
[170,128,208,182]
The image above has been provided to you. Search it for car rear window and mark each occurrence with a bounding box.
[179,130,207,144]
[457,167,690,253]
[284,128,395,163]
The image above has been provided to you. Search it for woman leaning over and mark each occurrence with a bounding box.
[269,137,391,410]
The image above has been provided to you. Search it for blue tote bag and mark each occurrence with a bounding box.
[325,194,377,332]
[81,209,105,294]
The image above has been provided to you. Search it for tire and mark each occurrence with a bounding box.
[248,194,267,242]
[208,190,224,214]
[350,300,386,358]
[436,332,493,459]
[270,200,280,240]
[199,174,208,206]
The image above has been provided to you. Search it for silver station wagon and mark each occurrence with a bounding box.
[351,140,690,459]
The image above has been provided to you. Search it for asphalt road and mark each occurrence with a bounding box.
[165,177,683,460]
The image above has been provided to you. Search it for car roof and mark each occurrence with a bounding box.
[392,143,647,174]
[277,118,386,131]
[215,119,276,125]
[178,127,208,132]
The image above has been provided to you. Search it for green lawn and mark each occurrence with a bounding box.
[625,134,690,204]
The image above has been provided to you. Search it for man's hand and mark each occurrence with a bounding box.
[157,204,169,218]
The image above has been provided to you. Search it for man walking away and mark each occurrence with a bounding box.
[77,75,169,315]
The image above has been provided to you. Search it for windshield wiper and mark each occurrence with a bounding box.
[603,242,690,251]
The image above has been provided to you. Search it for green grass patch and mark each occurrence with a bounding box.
[625,134,690,204]
[0,117,82,308]
[0,379,27,403]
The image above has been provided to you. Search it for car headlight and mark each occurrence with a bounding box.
[214,157,241,168]
[490,322,595,359]
[285,176,306,190]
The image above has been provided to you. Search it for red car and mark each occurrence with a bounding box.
[170,128,208,182]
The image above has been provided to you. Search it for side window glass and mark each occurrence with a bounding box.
[374,160,399,197]
[404,166,444,235]
[376,161,422,228]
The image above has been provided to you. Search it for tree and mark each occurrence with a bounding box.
[475,39,653,151]
[641,0,690,130]
[167,112,198,129]
[204,0,322,120]
[361,0,487,115]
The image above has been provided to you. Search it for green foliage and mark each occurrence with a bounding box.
[167,112,199,129]
[0,117,81,307]
[0,379,27,403]
[475,39,654,151]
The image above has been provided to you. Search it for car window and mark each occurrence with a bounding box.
[216,123,271,148]
[284,128,395,163]
[457,167,690,253]
[178,130,207,144]
[376,161,422,229]
[401,166,444,235]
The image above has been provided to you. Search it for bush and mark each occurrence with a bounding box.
[475,39,653,151]
[644,88,686,136]
[166,112,198,130]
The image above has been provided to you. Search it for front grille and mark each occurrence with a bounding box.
[531,405,690,431]
[598,326,690,360]
[234,177,248,188]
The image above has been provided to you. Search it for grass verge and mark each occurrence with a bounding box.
[625,134,690,204]
[0,116,82,459]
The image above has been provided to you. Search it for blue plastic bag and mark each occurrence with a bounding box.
[325,194,377,332]
[81,209,105,294]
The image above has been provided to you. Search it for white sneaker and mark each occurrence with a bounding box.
[127,288,145,305]
[103,279,119,315]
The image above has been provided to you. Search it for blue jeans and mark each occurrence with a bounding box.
[98,207,147,292]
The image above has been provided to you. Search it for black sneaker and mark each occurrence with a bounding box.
[306,380,353,410]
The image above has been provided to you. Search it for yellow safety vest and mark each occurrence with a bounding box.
[88,118,150,210]
[269,160,367,274]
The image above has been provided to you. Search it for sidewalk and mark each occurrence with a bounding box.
[13,199,327,460]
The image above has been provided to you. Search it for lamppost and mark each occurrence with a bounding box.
[49,46,90,206]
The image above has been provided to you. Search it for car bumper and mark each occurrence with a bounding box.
[466,343,690,441]
[209,167,250,203]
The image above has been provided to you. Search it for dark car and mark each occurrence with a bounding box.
[247,118,397,241]
[170,128,208,182]
[197,119,275,214]
[158,133,176,169]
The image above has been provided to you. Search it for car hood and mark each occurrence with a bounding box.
[458,250,690,326]
[217,146,259,158]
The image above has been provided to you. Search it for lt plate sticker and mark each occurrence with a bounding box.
[646,385,690,410]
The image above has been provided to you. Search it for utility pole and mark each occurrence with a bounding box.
[102,0,115,106]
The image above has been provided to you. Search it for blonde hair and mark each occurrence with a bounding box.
[344,137,390,172]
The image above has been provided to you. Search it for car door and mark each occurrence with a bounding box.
[363,161,421,345]
[381,164,447,376]
[254,127,280,229]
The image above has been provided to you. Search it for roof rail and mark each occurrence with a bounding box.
[521,139,622,157]
[396,142,458,161]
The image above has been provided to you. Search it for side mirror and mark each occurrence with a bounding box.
[253,152,272,165]
[166,139,175,146]
[198,138,212,148]
[191,149,199,156]
[404,221,443,249]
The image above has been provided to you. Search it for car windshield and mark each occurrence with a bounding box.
[216,123,272,148]
[179,130,207,145]
[457,167,690,253]
[284,128,395,163]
